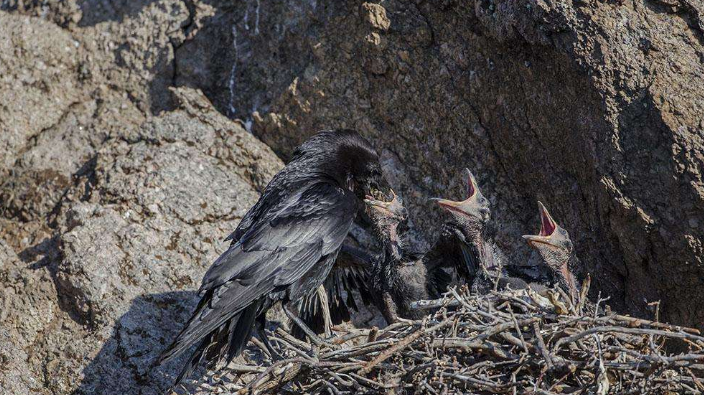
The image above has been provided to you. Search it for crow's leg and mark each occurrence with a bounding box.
[282,303,331,347]
[380,292,399,325]
[255,315,282,360]
[316,285,333,338]
[381,292,409,324]
[379,292,414,325]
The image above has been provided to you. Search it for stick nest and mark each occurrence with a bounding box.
[197,280,704,395]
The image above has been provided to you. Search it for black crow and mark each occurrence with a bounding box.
[157,129,388,384]
[295,171,491,330]
[431,168,494,290]
[364,192,451,322]
[433,169,547,294]
[523,202,582,299]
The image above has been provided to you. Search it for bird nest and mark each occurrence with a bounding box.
[197,280,704,394]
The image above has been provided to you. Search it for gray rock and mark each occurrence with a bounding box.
[2,0,704,393]
[54,88,282,394]
[0,238,54,395]
[0,3,284,393]
[1,86,283,394]
[0,328,42,395]
[0,13,81,178]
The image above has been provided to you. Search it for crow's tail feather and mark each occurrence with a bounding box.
[225,299,261,363]
[158,291,213,365]
[164,298,263,386]
[173,335,209,386]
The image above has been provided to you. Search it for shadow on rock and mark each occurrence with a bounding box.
[73,290,200,395]
[77,0,159,27]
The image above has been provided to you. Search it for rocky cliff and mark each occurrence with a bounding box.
[1,0,702,394]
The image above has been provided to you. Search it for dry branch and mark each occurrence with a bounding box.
[195,284,704,395]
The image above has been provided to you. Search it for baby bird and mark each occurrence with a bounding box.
[365,192,450,322]
[523,202,581,299]
[432,168,514,293]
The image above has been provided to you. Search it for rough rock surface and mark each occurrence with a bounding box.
[0,8,284,387]
[0,3,286,393]
[55,88,281,395]
[0,240,45,395]
[1,0,703,394]
[1,86,282,395]
[0,13,81,178]
[175,0,704,327]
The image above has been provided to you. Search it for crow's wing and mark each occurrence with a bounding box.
[160,181,357,362]
[200,182,356,293]
[223,185,286,245]
[328,244,374,314]
[458,241,481,280]
[294,244,375,339]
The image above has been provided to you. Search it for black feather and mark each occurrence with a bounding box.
[296,243,375,338]
[157,130,386,384]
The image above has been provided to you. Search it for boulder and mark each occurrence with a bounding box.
[1,87,283,395]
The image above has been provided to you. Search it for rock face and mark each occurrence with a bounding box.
[176,0,704,326]
[0,7,283,390]
[0,240,46,395]
[55,88,281,395]
[0,85,282,394]
[0,0,703,394]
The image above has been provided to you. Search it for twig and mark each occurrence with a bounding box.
[360,319,453,374]
[533,321,554,370]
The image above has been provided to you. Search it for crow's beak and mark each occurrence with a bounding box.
[523,201,559,248]
[364,189,405,219]
[432,197,468,214]
[432,168,488,220]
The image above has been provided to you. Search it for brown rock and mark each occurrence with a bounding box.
[362,2,391,31]
[177,0,704,330]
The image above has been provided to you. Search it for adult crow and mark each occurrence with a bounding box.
[158,129,388,384]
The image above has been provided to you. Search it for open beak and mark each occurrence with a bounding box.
[523,201,559,248]
[364,189,404,218]
[432,168,480,217]
[433,197,469,215]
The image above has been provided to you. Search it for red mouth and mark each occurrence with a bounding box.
[539,203,556,237]
[523,202,559,248]
[465,170,476,199]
